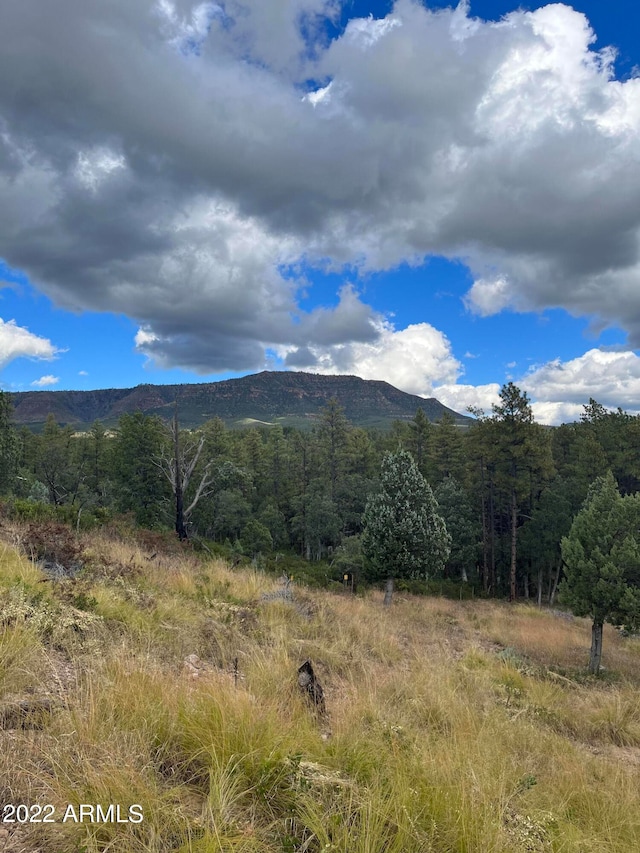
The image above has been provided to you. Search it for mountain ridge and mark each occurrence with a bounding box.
[10,371,472,430]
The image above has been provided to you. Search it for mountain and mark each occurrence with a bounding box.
[10,371,472,431]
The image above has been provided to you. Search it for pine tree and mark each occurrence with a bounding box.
[491,383,554,600]
[317,398,350,503]
[560,471,640,674]
[111,413,169,527]
[408,408,432,478]
[433,477,481,582]
[0,391,19,495]
[362,450,451,605]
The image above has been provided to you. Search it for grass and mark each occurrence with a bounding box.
[0,527,639,851]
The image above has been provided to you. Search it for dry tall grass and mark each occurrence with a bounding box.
[0,527,639,852]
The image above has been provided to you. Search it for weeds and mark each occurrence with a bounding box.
[0,527,639,852]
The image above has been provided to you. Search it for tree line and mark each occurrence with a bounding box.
[3,382,640,605]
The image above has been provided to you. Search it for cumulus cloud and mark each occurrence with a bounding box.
[434,349,640,426]
[432,382,501,417]
[31,375,60,387]
[2,0,640,372]
[529,400,584,425]
[0,318,60,368]
[284,320,461,397]
[522,348,640,413]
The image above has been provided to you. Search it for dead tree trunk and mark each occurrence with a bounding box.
[297,660,325,715]
[173,408,187,541]
[154,403,214,541]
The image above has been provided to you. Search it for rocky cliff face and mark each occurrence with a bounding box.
[11,371,471,430]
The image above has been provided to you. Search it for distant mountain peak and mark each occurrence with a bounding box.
[10,371,471,431]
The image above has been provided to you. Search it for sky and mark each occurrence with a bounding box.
[1,0,640,425]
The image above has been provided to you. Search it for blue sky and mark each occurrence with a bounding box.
[1,0,640,423]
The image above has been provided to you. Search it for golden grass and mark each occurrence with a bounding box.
[0,528,639,851]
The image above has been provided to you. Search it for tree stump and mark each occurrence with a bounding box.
[297,660,326,715]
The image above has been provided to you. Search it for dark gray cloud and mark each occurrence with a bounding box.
[1,0,640,377]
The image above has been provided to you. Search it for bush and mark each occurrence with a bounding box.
[22,522,82,566]
[7,499,57,523]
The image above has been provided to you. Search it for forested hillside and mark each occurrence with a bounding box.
[4,382,640,604]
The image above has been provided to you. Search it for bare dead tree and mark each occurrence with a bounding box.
[154,403,215,540]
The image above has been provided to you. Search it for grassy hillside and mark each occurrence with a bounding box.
[1,525,640,852]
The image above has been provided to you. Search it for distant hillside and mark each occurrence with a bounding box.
[10,371,472,431]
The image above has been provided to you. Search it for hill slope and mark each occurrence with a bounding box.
[1,527,639,852]
[10,371,472,430]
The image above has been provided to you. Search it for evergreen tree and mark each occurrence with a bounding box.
[519,479,574,605]
[36,415,78,505]
[491,383,554,600]
[111,413,169,527]
[408,408,433,478]
[430,411,464,482]
[265,425,289,509]
[0,391,19,495]
[317,398,350,504]
[560,471,640,674]
[86,420,110,503]
[362,450,451,605]
[433,477,481,582]
[241,519,273,558]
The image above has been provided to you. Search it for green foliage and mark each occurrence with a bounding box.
[13,385,640,612]
[332,535,365,579]
[258,501,289,548]
[209,488,251,541]
[560,471,640,630]
[431,411,465,482]
[519,479,574,578]
[241,519,273,557]
[8,498,57,523]
[0,390,19,495]
[395,577,478,599]
[362,450,451,582]
[111,413,170,528]
[433,476,481,581]
[408,408,433,478]
[291,493,341,560]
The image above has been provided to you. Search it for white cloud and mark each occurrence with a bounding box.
[432,382,501,417]
[530,400,584,425]
[31,374,59,387]
[285,321,461,397]
[521,348,640,412]
[464,277,512,317]
[78,370,89,376]
[0,318,60,368]
[430,348,640,426]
